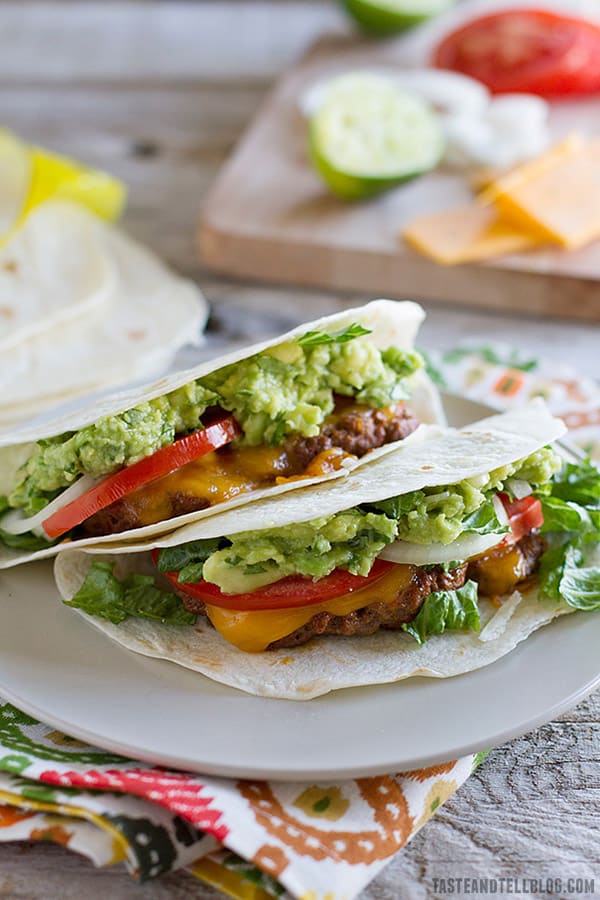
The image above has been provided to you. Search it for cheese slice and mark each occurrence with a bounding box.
[482,135,600,248]
[205,563,413,652]
[403,203,543,265]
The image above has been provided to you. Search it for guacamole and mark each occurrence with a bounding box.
[372,447,562,545]
[169,509,398,594]
[9,331,422,517]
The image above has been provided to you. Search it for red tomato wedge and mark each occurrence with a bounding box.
[433,9,600,97]
[498,493,544,541]
[42,415,240,540]
[156,555,397,612]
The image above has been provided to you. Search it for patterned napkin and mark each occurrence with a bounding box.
[0,344,598,899]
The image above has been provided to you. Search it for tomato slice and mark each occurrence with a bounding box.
[42,415,240,539]
[497,493,544,541]
[433,10,600,97]
[157,555,397,611]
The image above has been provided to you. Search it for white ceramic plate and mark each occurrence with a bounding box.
[0,394,598,780]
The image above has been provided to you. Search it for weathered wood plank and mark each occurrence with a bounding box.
[0,1,346,83]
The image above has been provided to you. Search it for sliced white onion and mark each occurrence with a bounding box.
[505,479,532,500]
[486,94,549,133]
[379,530,505,566]
[0,474,98,537]
[492,494,510,527]
[392,69,490,117]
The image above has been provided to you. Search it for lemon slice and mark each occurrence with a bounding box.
[25,146,125,223]
[0,129,126,246]
[343,0,455,34]
[309,73,445,200]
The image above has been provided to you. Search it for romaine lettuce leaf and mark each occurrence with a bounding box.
[537,458,600,611]
[401,579,480,645]
[462,499,509,535]
[65,561,195,625]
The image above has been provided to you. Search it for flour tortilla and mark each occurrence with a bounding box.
[0,201,208,426]
[0,299,437,566]
[53,400,571,700]
[0,202,116,354]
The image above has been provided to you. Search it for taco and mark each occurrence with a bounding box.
[55,400,599,700]
[0,299,439,566]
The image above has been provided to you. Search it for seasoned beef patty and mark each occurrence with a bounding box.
[267,562,469,649]
[284,403,418,471]
[79,403,418,537]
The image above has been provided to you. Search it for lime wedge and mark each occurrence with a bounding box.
[343,0,455,34]
[309,73,445,200]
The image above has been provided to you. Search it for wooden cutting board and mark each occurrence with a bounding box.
[199,33,600,321]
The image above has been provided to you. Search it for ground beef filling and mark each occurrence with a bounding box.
[176,531,546,650]
[79,402,418,537]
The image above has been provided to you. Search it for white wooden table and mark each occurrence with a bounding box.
[0,3,598,897]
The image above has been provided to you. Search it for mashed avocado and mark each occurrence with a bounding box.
[199,509,397,593]
[371,446,562,545]
[202,339,421,445]
[9,330,422,517]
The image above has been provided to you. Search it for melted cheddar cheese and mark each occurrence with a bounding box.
[205,564,414,652]
[125,445,347,527]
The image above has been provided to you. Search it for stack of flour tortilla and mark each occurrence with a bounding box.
[0,129,207,426]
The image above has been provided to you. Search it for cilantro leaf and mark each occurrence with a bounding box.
[297,323,371,347]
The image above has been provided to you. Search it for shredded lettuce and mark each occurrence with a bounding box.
[65,561,195,625]
[401,580,480,645]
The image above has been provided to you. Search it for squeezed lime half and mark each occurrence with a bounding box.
[309,73,445,200]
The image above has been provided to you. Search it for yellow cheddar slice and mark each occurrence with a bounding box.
[482,135,600,248]
[205,564,414,652]
[403,203,544,265]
